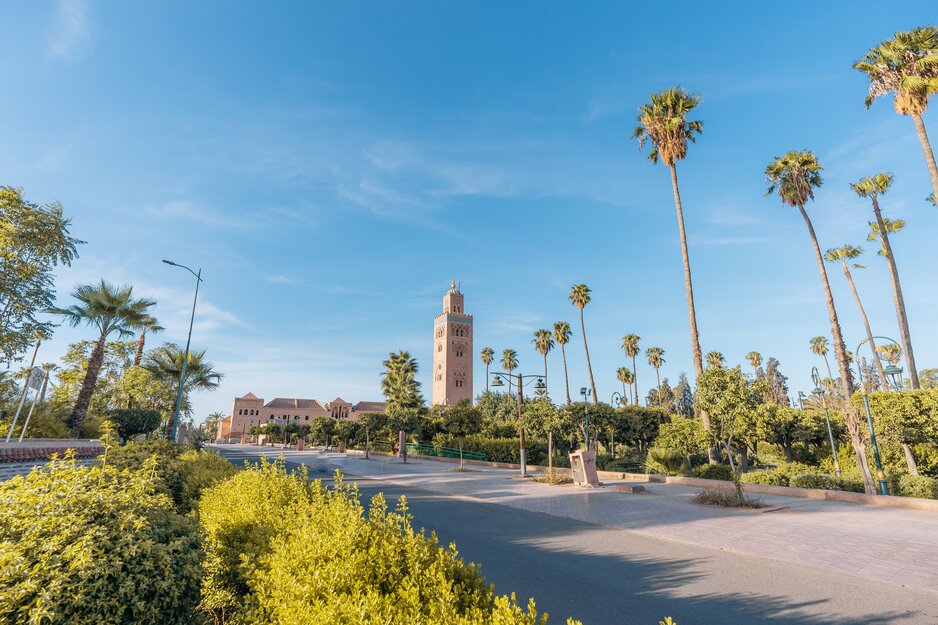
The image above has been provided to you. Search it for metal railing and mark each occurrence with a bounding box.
[404,443,486,461]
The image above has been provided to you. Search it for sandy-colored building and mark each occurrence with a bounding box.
[217,393,386,442]
[431,281,473,406]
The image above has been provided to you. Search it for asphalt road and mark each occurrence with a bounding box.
[217,449,938,625]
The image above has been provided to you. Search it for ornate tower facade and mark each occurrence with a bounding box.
[432,281,473,406]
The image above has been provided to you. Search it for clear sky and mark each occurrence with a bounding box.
[2,1,936,420]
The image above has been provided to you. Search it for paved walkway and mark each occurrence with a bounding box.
[213,445,938,595]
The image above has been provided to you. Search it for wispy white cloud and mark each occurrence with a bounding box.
[142,200,249,230]
[265,274,302,285]
[48,0,89,59]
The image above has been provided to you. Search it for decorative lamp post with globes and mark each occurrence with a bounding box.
[490,370,546,478]
[811,366,841,477]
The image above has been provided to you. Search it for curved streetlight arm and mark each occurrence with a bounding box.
[163,259,203,282]
[163,259,203,443]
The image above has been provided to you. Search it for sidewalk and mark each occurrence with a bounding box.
[215,445,938,594]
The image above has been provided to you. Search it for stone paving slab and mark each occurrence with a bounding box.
[214,445,938,594]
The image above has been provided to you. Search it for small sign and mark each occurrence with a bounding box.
[26,368,45,391]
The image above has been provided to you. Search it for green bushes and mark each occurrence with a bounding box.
[0,457,202,625]
[431,436,550,466]
[693,464,733,481]
[740,469,789,486]
[789,473,835,490]
[895,474,938,499]
[645,448,689,476]
[110,408,162,442]
[174,449,239,513]
[199,459,577,625]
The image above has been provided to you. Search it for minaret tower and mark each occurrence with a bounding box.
[432,280,473,406]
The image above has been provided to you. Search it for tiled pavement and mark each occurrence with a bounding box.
[214,445,938,594]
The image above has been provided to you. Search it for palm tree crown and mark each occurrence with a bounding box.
[810,336,830,357]
[705,351,725,369]
[645,347,665,370]
[553,321,573,405]
[480,346,494,393]
[532,329,554,383]
[569,283,598,403]
[569,284,591,309]
[745,351,763,370]
[867,217,905,256]
[631,88,703,165]
[854,27,938,115]
[765,150,823,207]
[144,343,223,394]
[501,349,518,375]
[824,244,864,265]
[621,334,640,358]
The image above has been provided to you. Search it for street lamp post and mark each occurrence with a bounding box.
[610,391,623,453]
[163,260,202,444]
[856,337,896,495]
[811,366,841,478]
[490,371,546,478]
[580,387,591,450]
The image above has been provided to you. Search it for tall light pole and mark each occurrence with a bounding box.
[580,387,591,450]
[490,371,546,478]
[856,336,897,495]
[163,260,202,443]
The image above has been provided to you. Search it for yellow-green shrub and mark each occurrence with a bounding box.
[0,456,202,625]
[198,460,580,625]
[175,449,239,513]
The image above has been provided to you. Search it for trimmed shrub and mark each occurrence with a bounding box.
[174,449,239,513]
[0,456,202,625]
[740,469,788,486]
[110,408,162,443]
[833,478,865,493]
[896,474,938,499]
[789,473,835,490]
[693,464,733,481]
[198,460,578,625]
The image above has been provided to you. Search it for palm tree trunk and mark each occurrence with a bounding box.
[485,363,489,393]
[579,308,598,404]
[560,344,571,405]
[133,330,146,367]
[39,375,48,404]
[911,112,938,203]
[631,355,638,406]
[797,203,870,492]
[842,264,889,390]
[902,442,919,476]
[542,354,548,388]
[69,334,107,436]
[822,354,833,383]
[669,164,704,376]
[871,196,919,389]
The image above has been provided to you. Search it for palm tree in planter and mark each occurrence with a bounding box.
[569,284,598,404]
[854,173,919,389]
[854,27,938,201]
[616,367,635,404]
[824,244,889,390]
[480,347,495,392]
[144,343,223,434]
[645,346,666,389]
[810,336,834,382]
[705,351,725,369]
[766,150,876,493]
[632,88,706,379]
[553,321,573,405]
[133,314,164,367]
[745,351,762,377]
[531,329,554,388]
[50,280,155,435]
[621,333,641,405]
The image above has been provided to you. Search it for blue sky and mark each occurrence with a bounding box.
[2,1,936,420]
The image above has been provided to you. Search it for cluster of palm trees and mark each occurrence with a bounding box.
[48,280,222,436]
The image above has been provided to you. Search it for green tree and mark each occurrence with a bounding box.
[501,348,518,377]
[695,366,761,471]
[531,329,554,389]
[705,351,725,369]
[674,373,695,418]
[645,346,665,389]
[441,399,483,439]
[855,173,919,389]
[621,333,641,405]
[920,369,938,389]
[766,151,872,491]
[480,347,494,392]
[824,244,889,389]
[380,351,423,417]
[110,408,162,443]
[0,187,83,363]
[854,27,938,201]
[632,88,706,381]
[49,281,156,435]
[144,343,223,433]
[569,283,598,404]
[553,321,573,405]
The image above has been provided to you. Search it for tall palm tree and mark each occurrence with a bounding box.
[766,151,873,492]
[133,314,164,367]
[569,284,598,404]
[824,244,889,390]
[378,350,423,416]
[810,336,834,381]
[645,347,665,389]
[616,367,635,404]
[745,351,762,377]
[553,322,573,405]
[621,333,641,405]
[705,351,725,369]
[531,329,554,386]
[49,280,155,435]
[632,88,705,379]
[854,27,938,201]
[854,173,919,389]
[480,347,494,392]
[501,349,518,389]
